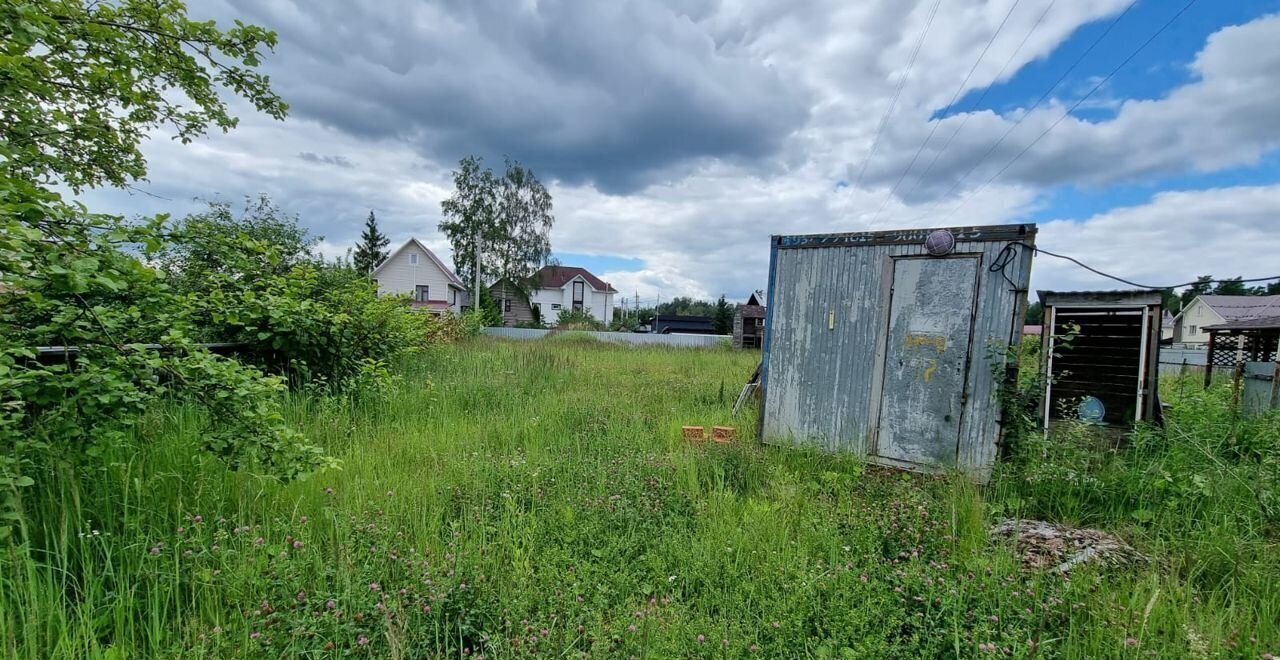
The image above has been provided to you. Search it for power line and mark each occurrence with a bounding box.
[899,0,1056,206]
[872,0,1026,222]
[851,0,944,189]
[942,0,1201,223]
[1003,241,1280,290]
[909,0,1139,223]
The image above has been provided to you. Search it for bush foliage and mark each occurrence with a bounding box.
[0,0,476,538]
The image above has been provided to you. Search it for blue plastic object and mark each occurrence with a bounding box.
[1077,396,1106,424]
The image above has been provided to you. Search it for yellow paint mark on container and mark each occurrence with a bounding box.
[905,333,947,353]
[923,359,937,382]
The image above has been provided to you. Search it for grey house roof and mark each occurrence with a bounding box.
[1197,295,1280,321]
[1203,315,1280,331]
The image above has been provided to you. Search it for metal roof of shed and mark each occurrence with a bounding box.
[1037,290,1162,306]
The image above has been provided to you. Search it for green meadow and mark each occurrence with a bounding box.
[3,337,1277,658]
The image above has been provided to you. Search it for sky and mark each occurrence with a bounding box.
[83,0,1280,305]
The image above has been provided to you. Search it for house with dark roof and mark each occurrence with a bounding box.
[526,265,617,326]
[1173,295,1280,344]
[372,238,469,314]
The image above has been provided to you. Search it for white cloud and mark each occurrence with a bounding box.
[78,2,1280,303]
[863,13,1280,198]
[1034,184,1280,292]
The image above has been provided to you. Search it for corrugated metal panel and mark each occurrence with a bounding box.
[761,225,1035,481]
[1242,361,1279,416]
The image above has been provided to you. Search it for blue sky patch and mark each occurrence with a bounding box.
[1022,151,1280,222]
[944,1,1272,120]
[551,252,645,276]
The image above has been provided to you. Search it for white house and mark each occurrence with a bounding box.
[1173,295,1280,343]
[526,265,616,326]
[1161,310,1175,341]
[371,238,469,314]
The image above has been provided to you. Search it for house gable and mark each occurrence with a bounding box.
[373,238,467,310]
[489,279,536,326]
[1173,297,1227,343]
[526,266,615,326]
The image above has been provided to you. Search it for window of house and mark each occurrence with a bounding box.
[1189,324,1197,335]
[755,318,764,328]
[409,252,419,265]
[415,285,429,302]
[551,303,562,311]
[503,298,512,312]
[572,280,585,312]
[449,288,456,304]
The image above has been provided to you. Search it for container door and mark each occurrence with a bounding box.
[874,256,979,467]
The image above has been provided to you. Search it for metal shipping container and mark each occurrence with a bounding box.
[759,224,1036,481]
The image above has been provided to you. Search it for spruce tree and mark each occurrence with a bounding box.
[713,295,733,335]
[353,210,390,274]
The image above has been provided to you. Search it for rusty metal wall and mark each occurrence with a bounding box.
[760,225,1035,481]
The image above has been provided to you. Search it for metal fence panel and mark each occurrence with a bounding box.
[480,327,729,348]
[1243,361,1280,416]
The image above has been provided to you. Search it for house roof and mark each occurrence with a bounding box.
[746,293,763,306]
[372,238,466,289]
[1203,315,1280,332]
[533,265,617,293]
[1195,295,1280,322]
[735,303,766,318]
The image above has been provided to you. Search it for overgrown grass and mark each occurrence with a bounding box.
[2,338,1277,657]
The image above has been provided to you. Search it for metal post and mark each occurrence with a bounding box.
[1136,307,1150,423]
[1271,361,1280,411]
[1232,362,1244,416]
[473,231,481,318]
[1204,331,1216,389]
[1042,305,1057,430]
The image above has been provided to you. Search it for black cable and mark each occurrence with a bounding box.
[989,241,1023,291]
[1001,241,1280,290]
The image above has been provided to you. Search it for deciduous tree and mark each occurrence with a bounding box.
[439,156,554,298]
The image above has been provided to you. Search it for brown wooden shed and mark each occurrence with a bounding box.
[490,279,535,327]
[1038,290,1162,427]
[733,293,766,349]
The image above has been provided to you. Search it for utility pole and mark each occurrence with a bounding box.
[473,230,481,318]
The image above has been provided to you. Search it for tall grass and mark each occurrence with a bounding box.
[1,338,1277,657]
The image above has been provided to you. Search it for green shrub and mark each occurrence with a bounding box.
[555,307,605,331]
